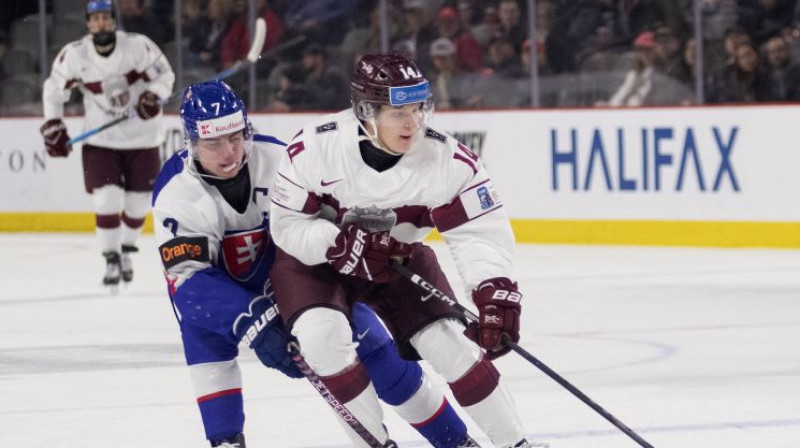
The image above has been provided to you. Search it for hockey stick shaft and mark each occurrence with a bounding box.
[66,18,272,146]
[288,343,385,448]
[392,262,655,448]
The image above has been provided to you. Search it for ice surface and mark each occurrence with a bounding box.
[1,234,798,447]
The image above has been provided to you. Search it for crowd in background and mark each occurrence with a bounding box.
[2,0,800,115]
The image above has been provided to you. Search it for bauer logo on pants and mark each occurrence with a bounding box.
[159,236,210,269]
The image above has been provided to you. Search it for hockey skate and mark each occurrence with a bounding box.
[513,439,550,448]
[102,251,121,294]
[121,244,138,283]
[211,432,245,448]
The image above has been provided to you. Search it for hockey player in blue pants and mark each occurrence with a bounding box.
[152,80,480,447]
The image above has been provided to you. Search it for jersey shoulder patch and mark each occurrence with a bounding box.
[316,121,338,134]
[425,127,447,143]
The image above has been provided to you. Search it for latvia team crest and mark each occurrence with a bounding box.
[220,227,269,281]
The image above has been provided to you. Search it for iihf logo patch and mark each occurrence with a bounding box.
[477,186,494,210]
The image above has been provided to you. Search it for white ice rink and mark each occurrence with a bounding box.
[0,234,798,448]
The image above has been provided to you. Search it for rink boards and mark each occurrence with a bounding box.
[1,105,798,247]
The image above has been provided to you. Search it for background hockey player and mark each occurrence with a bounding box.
[40,0,174,290]
[269,53,547,448]
[152,80,479,448]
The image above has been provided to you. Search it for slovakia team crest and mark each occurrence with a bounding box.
[220,227,270,281]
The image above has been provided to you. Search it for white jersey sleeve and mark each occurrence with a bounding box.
[430,143,516,291]
[133,33,174,100]
[152,161,225,290]
[270,132,340,266]
[43,43,79,119]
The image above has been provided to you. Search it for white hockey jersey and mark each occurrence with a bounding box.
[43,31,174,149]
[152,136,284,292]
[270,109,516,292]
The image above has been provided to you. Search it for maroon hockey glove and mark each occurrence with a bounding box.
[40,118,71,158]
[466,277,522,359]
[326,224,413,283]
[136,91,161,120]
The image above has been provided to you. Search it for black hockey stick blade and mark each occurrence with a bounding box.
[391,262,656,448]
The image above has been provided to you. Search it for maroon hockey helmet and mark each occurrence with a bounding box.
[350,53,434,121]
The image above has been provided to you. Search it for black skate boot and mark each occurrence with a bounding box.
[102,251,121,293]
[211,432,245,448]
[383,440,398,448]
[120,244,138,283]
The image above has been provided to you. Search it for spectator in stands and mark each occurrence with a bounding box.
[620,0,690,43]
[118,0,168,45]
[737,0,797,45]
[656,27,685,81]
[391,39,418,60]
[546,0,622,73]
[341,1,387,70]
[578,25,621,72]
[456,1,477,31]
[220,0,284,72]
[762,36,800,100]
[298,43,349,110]
[709,40,770,103]
[428,36,480,109]
[675,37,698,90]
[187,0,235,69]
[398,0,438,72]
[435,6,483,72]
[606,31,662,106]
[485,32,524,78]
[497,0,527,52]
[270,63,312,111]
[470,4,500,48]
[283,0,357,45]
[478,32,525,107]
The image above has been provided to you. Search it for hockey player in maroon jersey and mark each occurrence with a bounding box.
[40,0,174,291]
[269,53,547,447]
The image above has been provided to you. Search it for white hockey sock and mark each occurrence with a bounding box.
[93,185,124,254]
[462,378,525,448]
[336,383,389,448]
[292,308,389,446]
[391,373,443,425]
[96,226,122,254]
[121,191,151,247]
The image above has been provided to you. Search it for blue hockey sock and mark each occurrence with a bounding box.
[411,398,468,448]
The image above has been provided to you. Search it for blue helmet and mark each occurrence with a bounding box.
[180,80,252,142]
[86,0,115,18]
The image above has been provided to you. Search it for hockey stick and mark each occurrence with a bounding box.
[288,342,386,448]
[66,17,269,146]
[392,262,656,448]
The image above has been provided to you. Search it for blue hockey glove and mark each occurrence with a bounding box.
[233,296,303,378]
